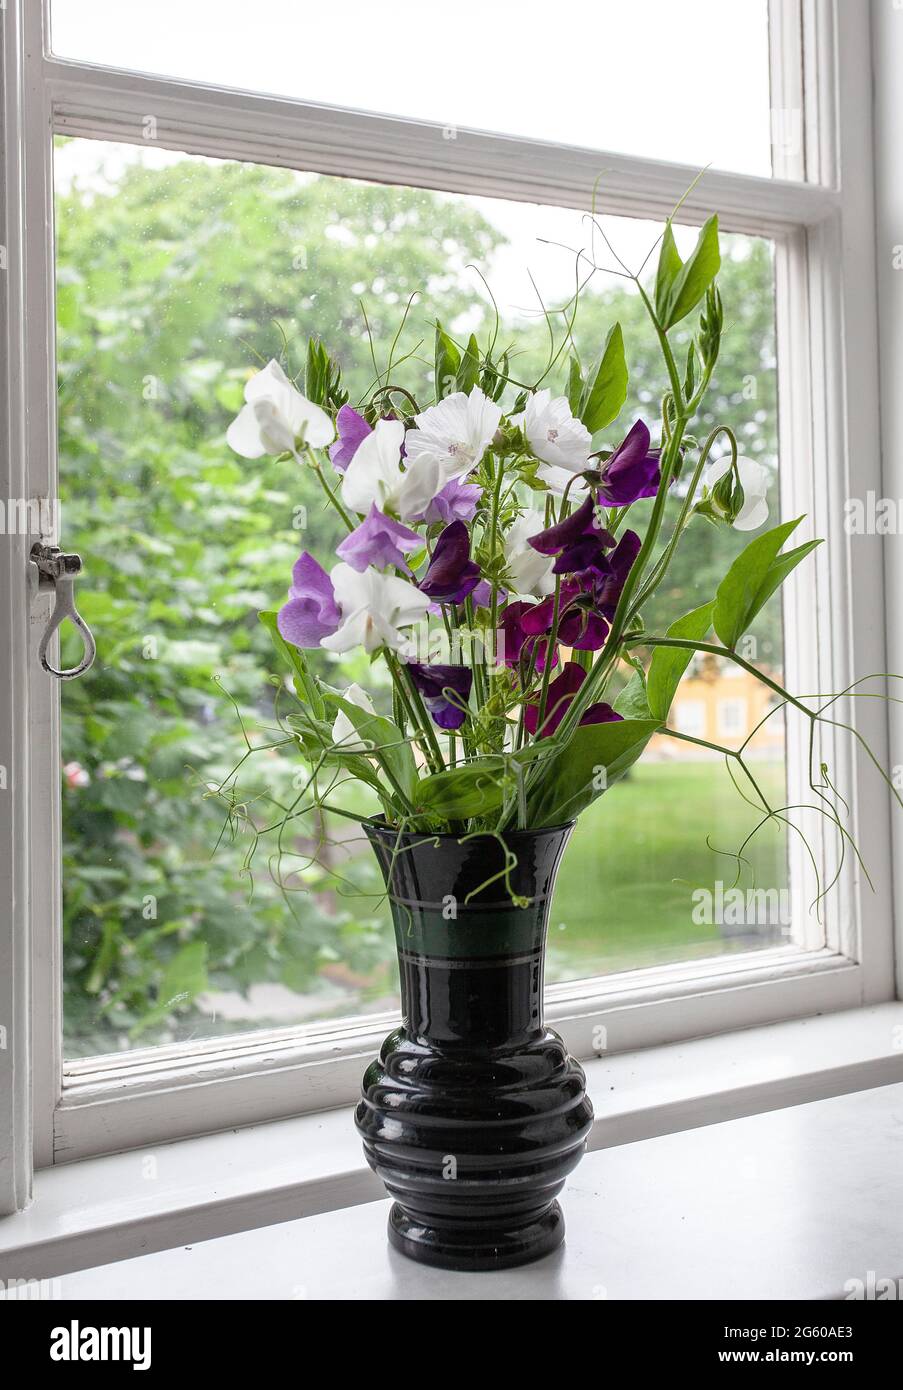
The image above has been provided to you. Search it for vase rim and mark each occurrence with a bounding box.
[364,816,576,842]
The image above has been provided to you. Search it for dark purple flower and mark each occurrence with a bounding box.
[418,520,481,604]
[420,477,482,525]
[528,492,615,576]
[594,529,641,619]
[597,420,661,506]
[336,504,421,573]
[329,405,372,472]
[499,601,534,667]
[525,661,623,739]
[518,579,608,656]
[277,552,341,648]
[408,662,473,730]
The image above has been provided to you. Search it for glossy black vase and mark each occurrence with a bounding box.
[355,820,593,1272]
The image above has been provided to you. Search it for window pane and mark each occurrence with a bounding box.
[55,139,790,1057]
[51,0,774,176]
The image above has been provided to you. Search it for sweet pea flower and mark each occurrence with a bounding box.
[419,521,481,603]
[341,418,442,522]
[407,663,473,730]
[329,405,372,472]
[331,683,377,752]
[594,529,642,619]
[227,359,334,460]
[320,563,430,656]
[277,552,341,648]
[703,454,770,531]
[404,387,502,484]
[525,662,623,739]
[336,504,421,573]
[419,476,483,525]
[528,493,615,576]
[504,509,556,597]
[513,389,593,494]
[597,421,661,506]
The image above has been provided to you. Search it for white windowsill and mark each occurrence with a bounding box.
[2,1001,903,1281]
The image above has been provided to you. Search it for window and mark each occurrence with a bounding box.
[0,1,892,1177]
[717,698,748,739]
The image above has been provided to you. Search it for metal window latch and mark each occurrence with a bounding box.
[29,542,97,681]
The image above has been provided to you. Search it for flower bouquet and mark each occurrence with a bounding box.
[222,212,893,1270]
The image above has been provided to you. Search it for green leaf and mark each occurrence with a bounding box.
[525,719,661,827]
[647,601,715,719]
[131,941,208,1040]
[322,687,418,807]
[455,333,481,394]
[654,222,683,324]
[579,323,628,434]
[613,669,653,720]
[259,610,326,718]
[713,518,805,650]
[660,216,721,331]
[743,539,823,626]
[413,760,508,819]
[566,354,584,414]
[434,323,461,400]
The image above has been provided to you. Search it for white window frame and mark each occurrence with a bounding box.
[0,0,896,1196]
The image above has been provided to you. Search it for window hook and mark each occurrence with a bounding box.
[29,542,97,680]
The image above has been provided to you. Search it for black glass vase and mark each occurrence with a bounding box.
[355,820,593,1272]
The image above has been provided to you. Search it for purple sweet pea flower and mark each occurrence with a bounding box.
[597,420,661,506]
[517,579,609,658]
[594,529,642,619]
[407,662,473,730]
[335,503,421,574]
[525,661,623,739]
[277,552,341,648]
[528,493,615,576]
[420,477,483,525]
[419,520,481,604]
[329,405,372,472]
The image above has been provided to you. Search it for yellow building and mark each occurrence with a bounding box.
[649,652,785,758]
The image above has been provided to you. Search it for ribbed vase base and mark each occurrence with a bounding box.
[387,1199,565,1272]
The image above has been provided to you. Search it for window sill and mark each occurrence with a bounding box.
[54,1077,903,1301]
[3,1001,903,1281]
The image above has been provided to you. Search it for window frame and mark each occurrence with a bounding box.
[0,0,894,1183]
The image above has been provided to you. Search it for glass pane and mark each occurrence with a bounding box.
[51,0,774,176]
[55,139,789,1057]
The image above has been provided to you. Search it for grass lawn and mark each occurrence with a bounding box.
[545,759,789,981]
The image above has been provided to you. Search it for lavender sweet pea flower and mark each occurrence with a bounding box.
[336,504,421,573]
[597,420,661,506]
[420,476,483,525]
[277,552,341,648]
[329,405,372,472]
[407,662,473,730]
[525,661,623,738]
[419,520,481,604]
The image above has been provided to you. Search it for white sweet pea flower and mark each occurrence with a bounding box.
[226,359,335,459]
[320,563,431,656]
[513,389,592,484]
[704,454,770,531]
[341,419,442,522]
[331,682,377,752]
[404,386,503,484]
[504,509,556,597]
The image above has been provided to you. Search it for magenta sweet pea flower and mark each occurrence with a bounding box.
[525,661,623,739]
[336,504,421,574]
[408,662,473,730]
[419,520,481,603]
[420,477,482,525]
[277,552,341,648]
[597,420,661,506]
[329,405,372,472]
